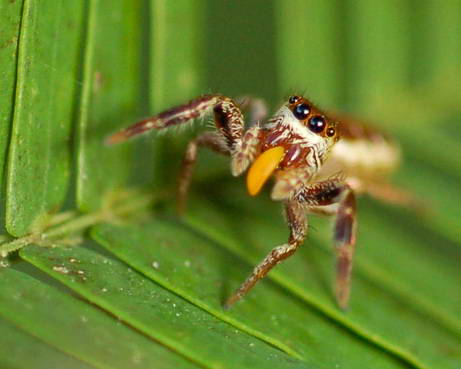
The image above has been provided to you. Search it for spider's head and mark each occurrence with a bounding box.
[246,95,340,196]
[262,95,340,161]
[285,95,340,148]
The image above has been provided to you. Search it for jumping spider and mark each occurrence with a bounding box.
[108,94,409,309]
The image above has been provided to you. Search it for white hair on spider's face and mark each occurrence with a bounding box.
[263,98,339,170]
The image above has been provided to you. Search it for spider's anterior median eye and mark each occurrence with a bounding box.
[293,103,310,120]
[308,116,326,133]
[289,95,300,104]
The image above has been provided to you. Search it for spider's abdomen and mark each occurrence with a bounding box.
[319,117,400,182]
[330,137,399,176]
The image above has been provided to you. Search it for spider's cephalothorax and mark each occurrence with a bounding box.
[107,94,405,310]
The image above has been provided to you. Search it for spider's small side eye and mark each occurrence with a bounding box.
[289,95,300,104]
[293,103,310,120]
[308,116,326,133]
[326,127,336,137]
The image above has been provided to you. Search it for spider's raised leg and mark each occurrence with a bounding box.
[224,201,306,309]
[106,94,267,212]
[106,94,245,149]
[293,178,357,309]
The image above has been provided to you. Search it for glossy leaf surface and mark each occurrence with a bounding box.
[21,245,311,369]
[6,0,85,236]
[0,0,22,231]
[0,267,198,369]
[93,219,408,368]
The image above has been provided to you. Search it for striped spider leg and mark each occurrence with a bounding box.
[106,94,267,213]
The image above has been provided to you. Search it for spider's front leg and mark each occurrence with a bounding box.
[224,201,307,309]
[106,94,266,212]
[106,94,241,146]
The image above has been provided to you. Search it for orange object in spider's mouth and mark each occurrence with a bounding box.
[246,146,285,196]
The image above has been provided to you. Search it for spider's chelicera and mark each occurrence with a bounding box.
[107,94,405,310]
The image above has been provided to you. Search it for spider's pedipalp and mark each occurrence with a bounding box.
[231,124,264,177]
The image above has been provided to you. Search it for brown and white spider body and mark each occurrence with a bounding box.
[107,94,407,310]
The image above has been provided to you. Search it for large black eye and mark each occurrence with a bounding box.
[308,116,326,133]
[289,95,300,104]
[293,103,310,120]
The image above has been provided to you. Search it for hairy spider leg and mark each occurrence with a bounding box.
[333,189,356,309]
[177,132,229,214]
[106,95,270,212]
[106,94,242,146]
[224,201,307,309]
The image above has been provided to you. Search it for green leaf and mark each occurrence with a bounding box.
[184,190,461,369]
[92,218,416,369]
[150,0,204,111]
[0,317,94,369]
[5,0,85,236]
[0,0,22,232]
[149,0,205,189]
[76,0,145,211]
[0,267,197,369]
[20,245,311,369]
[344,200,461,335]
[205,1,278,104]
